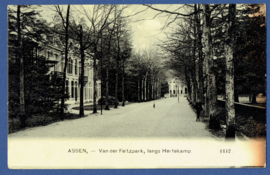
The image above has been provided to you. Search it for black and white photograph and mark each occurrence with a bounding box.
[7,3,266,168]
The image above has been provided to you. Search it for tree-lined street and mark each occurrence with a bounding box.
[8,98,221,139]
[8,4,266,140]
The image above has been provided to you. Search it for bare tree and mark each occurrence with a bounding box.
[78,5,126,113]
[225,4,236,140]
[55,5,70,119]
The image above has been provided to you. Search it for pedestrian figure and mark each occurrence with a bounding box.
[153,103,155,108]
[195,100,202,121]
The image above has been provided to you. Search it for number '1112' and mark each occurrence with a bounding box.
[220,149,231,153]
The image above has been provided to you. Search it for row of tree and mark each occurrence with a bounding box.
[8,5,166,128]
[52,5,133,116]
[125,48,167,102]
[150,4,266,140]
[8,5,135,126]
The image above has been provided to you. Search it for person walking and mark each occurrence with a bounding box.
[195,100,202,121]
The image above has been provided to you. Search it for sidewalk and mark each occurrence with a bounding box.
[66,102,93,115]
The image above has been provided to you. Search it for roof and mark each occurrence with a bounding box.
[168,77,181,83]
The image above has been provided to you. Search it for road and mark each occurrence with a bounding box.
[8,97,221,139]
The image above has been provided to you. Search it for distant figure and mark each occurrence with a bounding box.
[153,103,155,108]
[195,100,202,121]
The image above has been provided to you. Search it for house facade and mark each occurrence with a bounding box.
[39,35,101,104]
[167,77,187,97]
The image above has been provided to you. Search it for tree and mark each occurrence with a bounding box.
[242,5,266,103]
[79,5,119,113]
[225,4,236,139]
[8,5,49,127]
[121,41,132,106]
[125,47,164,103]
[101,23,117,110]
[54,5,70,118]
[17,6,25,126]
[8,5,68,126]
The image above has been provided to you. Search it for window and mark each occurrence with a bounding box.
[71,81,74,98]
[89,82,92,99]
[75,82,77,101]
[67,58,70,73]
[69,58,72,73]
[75,59,77,75]
[173,90,175,94]
[67,57,73,74]
[79,61,81,75]
[185,88,187,94]
[85,67,88,76]
[66,80,69,94]
[70,59,73,74]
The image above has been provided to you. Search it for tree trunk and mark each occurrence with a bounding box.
[225,4,236,140]
[100,48,103,114]
[93,47,98,113]
[59,5,70,119]
[192,82,195,104]
[192,6,197,105]
[198,50,204,102]
[122,60,125,106]
[234,92,239,102]
[251,93,257,103]
[115,60,118,108]
[195,4,203,102]
[138,79,140,102]
[187,72,192,101]
[17,6,26,127]
[147,79,149,100]
[105,65,110,110]
[152,80,154,99]
[203,5,218,128]
[141,78,144,101]
[203,5,210,119]
[149,78,151,100]
[79,25,85,117]
[144,76,147,101]
[234,77,239,102]
[155,79,157,99]
[158,78,161,99]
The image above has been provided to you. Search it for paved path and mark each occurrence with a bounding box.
[8,98,222,140]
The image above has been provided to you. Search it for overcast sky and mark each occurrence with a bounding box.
[37,4,187,52]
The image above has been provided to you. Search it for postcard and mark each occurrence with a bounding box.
[7,4,266,169]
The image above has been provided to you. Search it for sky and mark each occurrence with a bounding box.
[12,4,266,53]
[125,5,167,51]
[123,5,188,52]
[36,4,187,52]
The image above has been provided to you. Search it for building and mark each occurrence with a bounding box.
[38,35,101,104]
[167,77,187,97]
